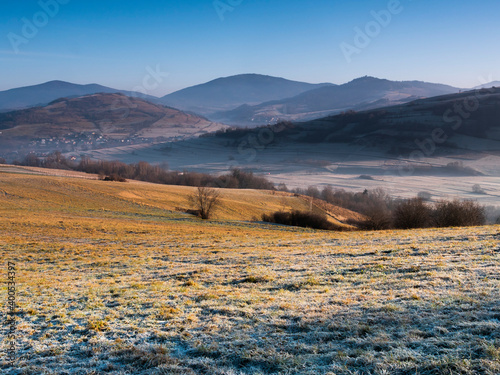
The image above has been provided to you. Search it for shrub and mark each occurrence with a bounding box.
[20,153,278,191]
[306,186,321,199]
[359,175,374,180]
[262,210,334,230]
[102,174,127,182]
[277,183,289,192]
[22,153,42,167]
[433,199,485,227]
[472,184,486,194]
[417,191,433,201]
[393,198,432,229]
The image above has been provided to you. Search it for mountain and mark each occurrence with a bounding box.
[159,74,333,115]
[213,76,461,126]
[0,93,227,157]
[0,81,159,112]
[473,81,500,89]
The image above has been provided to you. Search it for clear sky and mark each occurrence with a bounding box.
[1,0,499,96]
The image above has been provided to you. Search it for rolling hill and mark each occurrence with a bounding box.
[272,86,500,156]
[0,164,364,227]
[213,76,460,126]
[159,73,333,116]
[0,80,159,112]
[0,93,227,157]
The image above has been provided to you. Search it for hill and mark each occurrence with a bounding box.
[0,80,159,112]
[0,165,363,228]
[1,167,499,374]
[268,86,500,156]
[159,73,333,115]
[0,93,227,158]
[213,76,460,126]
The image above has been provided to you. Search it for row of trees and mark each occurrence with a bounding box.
[285,185,486,229]
[16,152,275,190]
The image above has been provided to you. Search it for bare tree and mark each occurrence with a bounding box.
[189,187,222,220]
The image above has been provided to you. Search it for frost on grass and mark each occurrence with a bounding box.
[0,177,499,374]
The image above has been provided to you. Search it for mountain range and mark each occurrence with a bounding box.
[265,87,500,158]
[2,74,489,128]
[1,74,499,162]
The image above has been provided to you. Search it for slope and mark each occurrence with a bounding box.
[0,93,227,156]
[0,165,364,227]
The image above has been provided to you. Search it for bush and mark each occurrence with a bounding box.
[433,199,485,227]
[262,210,334,230]
[472,184,486,194]
[102,174,127,182]
[417,191,433,201]
[393,198,432,229]
[19,153,278,191]
[358,175,374,180]
[22,153,42,167]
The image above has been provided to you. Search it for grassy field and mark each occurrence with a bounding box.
[0,168,499,374]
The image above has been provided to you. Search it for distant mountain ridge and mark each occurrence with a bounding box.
[212,76,461,126]
[158,74,333,115]
[474,81,500,89]
[0,75,469,128]
[0,81,159,112]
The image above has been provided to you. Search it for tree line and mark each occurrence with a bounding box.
[280,185,486,229]
[15,151,274,190]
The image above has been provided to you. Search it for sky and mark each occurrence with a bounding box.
[1,0,499,97]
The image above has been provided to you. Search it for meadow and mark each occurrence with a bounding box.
[0,167,499,374]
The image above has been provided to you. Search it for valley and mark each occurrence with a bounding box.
[79,87,500,207]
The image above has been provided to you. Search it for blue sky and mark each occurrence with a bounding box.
[1,0,499,96]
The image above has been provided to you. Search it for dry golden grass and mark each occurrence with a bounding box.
[0,166,360,227]
[0,168,499,374]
